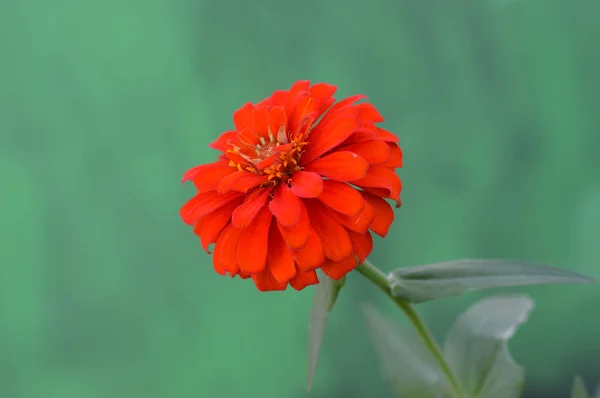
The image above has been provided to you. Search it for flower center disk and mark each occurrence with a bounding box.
[226,123,308,185]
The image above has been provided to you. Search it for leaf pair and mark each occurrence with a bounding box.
[305,258,595,391]
[365,295,533,398]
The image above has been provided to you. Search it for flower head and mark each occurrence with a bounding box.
[180,81,402,291]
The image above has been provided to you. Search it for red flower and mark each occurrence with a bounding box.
[180,81,402,291]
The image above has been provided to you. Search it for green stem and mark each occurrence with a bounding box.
[356,260,465,398]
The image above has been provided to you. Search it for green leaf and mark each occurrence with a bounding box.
[444,295,533,398]
[571,376,591,398]
[389,259,594,302]
[362,304,444,398]
[306,272,338,391]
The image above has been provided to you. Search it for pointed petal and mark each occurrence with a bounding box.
[216,223,242,275]
[351,165,402,207]
[285,80,311,115]
[270,90,288,107]
[209,131,237,152]
[341,128,377,146]
[291,93,321,133]
[231,187,272,228]
[381,143,403,168]
[317,180,365,217]
[290,171,323,198]
[233,102,254,130]
[331,200,375,233]
[304,151,369,181]
[212,233,227,276]
[301,113,360,164]
[357,103,384,123]
[309,83,337,116]
[309,83,337,102]
[320,94,366,123]
[268,106,288,141]
[321,256,358,280]
[237,206,272,274]
[339,140,390,165]
[267,223,297,283]
[252,106,269,136]
[217,171,269,193]
[289,269,320,291]
[305,200,353,262]
[237,128,261,146]
[269,183,302,227]
[277,200,310,249]
[199,198,242,252]
[376,127,399,142]
[180,191,242,225]
[347,230,373,263]
[362,193,395,237]
[182,161,227,183]
[293,227,325,271]
[251,269,288,292]
[190,164,237,192]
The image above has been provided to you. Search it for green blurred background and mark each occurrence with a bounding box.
[1,0,599,397]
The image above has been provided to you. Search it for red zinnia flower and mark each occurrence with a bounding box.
[180,80,402,291]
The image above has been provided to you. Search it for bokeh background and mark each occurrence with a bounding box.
[1,0,599,397]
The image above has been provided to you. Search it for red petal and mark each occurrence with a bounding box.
[290,171,323,198]
[277,200,310,249]
[251,269,288,292]
[305,200,353,262]
[233,102,254,130]
[309,83,337,102]
[180,191,242,225]
[268,106,287,140]
[285,80,311,115]
[267,223,297,283]
[269,183,302,227]
[216,223,242,275]
[182,161,226,184]
[362,193,395,237]
[217,171,269,193]
[320,94,366,122]
[320,256,358,280]
[190,164,237,193]
[357,103,384,123]
[331,200,375,233]
[252,106,269,136]
[351,165,402,207]
[301,113,360,164]
[192,218,205,236]
[317,180,365,216]
[231,187,272,228]
[237,206,272,274]
[237,128,261,146]
[291,93,321,132]
[376,127,399,143]
[270,90,288,107]
[289,269,319,291]
[304,151,369,181]
[339,140,390,165]
[292,227,325,271]
[199,198,242,252]
[347,230,373,263]
[381,143,403,168]
[209,131,237,152]
[341,128,378,146]
[212,234,227,276]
